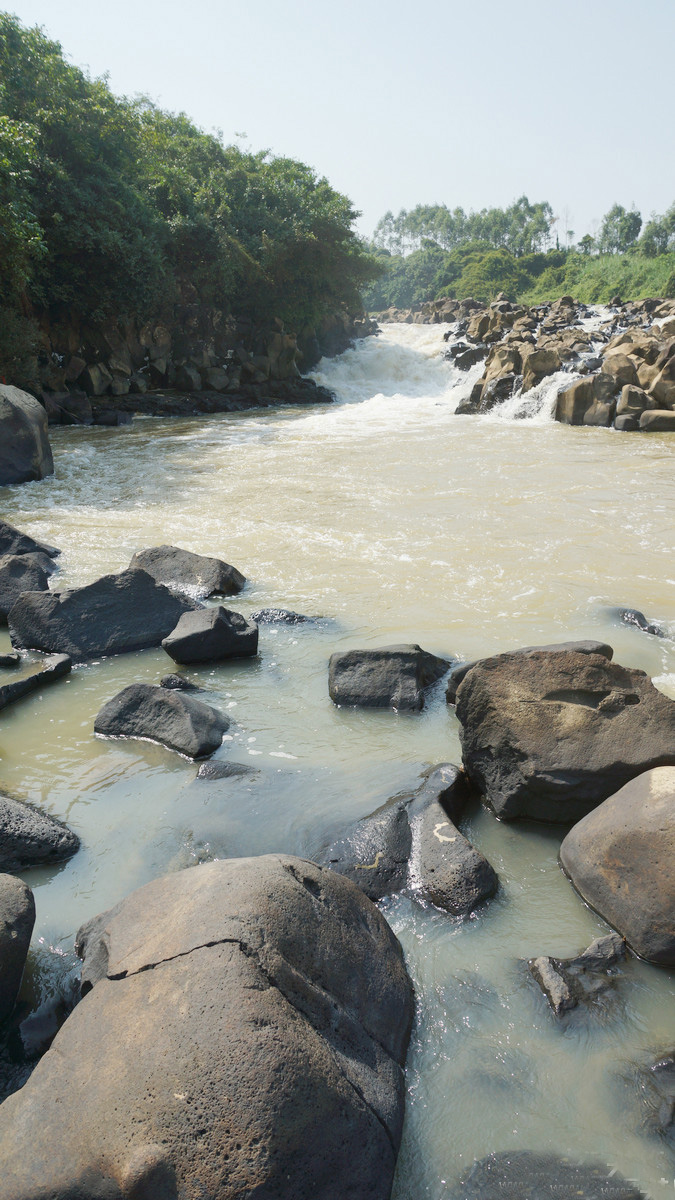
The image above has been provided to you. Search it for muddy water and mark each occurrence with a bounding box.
[1,323,674,1195]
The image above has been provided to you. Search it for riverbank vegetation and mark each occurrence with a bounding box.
[0,14,379,382]
[364,200,675,310]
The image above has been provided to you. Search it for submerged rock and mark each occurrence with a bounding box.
[159,673,200,691]
[0,521,59,561]
[528,932,627,1016]
[329,644,451,710]
[0,653,70,712]
[629,1049,675,1142]
[449,1150,646,1200]
[560,767,675,966]
[607,606,668,638]
[0,875,35,1025]
[95,682,230,759]
[162,606,258,664]
[0,855,414,1200]
[130,544,245,598]
[456,647,675,821]
[0,795,80,871]
[8,567,197,661]
[196,760,259,781]
[251,607,312,624]
[0,386,54,486]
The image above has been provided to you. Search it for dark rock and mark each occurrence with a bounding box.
[318,792,412,900]
[528,932,626,1016]
[159,673,200,691]
[251,607,311,624]
[0,521,59,560]
[631,1049,675,1141]
[0,653,71,712]
[162,606,258,664]
[615,414,640,432]
[0,855,413,1200]
[8,567,198,661]
[449,1151,646,1200]
[92,409,133,427]
[0,385,54,486]
[0,876,35,1024]
[0,653,21,668]
[329,644,451,710]
[608,607,667,638]
[196,760,258,781]
[456,648,675,822]
[0,795,79,871]
[446,640,613,704]
[95,683,230,759]
[0,554,51,624]
[560,767,675,965]
[130,544,245,599]
[454,344,488,370]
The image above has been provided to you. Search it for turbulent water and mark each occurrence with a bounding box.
[1,322,674,1196]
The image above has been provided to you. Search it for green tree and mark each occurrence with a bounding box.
[598,204,642,254]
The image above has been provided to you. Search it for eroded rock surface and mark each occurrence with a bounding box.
[0,795,79,871]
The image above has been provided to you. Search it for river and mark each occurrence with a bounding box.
[1,321,674,1196]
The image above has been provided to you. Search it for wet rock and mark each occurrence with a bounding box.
[0,386,54,486]
[329,644,451,710]
[560,767,675,965]
[0,855,413,1200]
[0,652,21,668]
[196,761,259,781]
[159,673,200,691]
[449,1150,646,1200]
[162,606,258,664]
[0,521,59,561]
[0,876,35,1024]
[130,544,245,599]
[631,1049,675,1141]
[528,932,626,1016]
[608,607,668,637]
[94,682,230,759]
[521,347,561,392]
[0,554,51,624]
[0,795,79,871]
[251,607,311,624]
[454,344,489,370]
[8,567,198,661]
[0,653,71,711]
[446,640,613,704]
[456,648,675,821]
[318,764,497,915]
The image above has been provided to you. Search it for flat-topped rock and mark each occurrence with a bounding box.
[94,682,230,759]
[8,567,198,661]
[446,639,613,703]
[560,767,675,965]
[456,648,675,821]
[0,794,79,871]
[130,544,245,598]
[329,644,451,710]
[162,606,258,664]
[0,854,413,1200]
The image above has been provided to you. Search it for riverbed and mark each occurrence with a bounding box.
[1,322,674,1196]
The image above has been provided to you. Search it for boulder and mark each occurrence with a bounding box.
[159,673,200,691]
[0,652,71,711]
[521,347,561,392]
[449,1151,645,1200]
[0,554,51,623]
[251,607,311,624]
[639,409,675,432]
[0,794,79,871]
[329,644,451,710]
[0,875,35,1024]
[0,385,54,486]
[0,521,59,560]
[582,400,614,426]
[130,544,245,598]
[556,377,595,424]
[528,932,626,1016]
[8,568,197,661]
[95,683,230,759]
[559,767,675,965]
[445,640,613,704]
[616,384,657,417]
[0,855,413,1200]
[162,606,258,664]
[614,413,640,432]
[601,352,639,388]
[456,648,675,821]
[454,344,488,370]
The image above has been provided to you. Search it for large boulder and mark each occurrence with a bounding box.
[639,409,675,432]
[130,544,245,599]
[559,767,675,965]
[0,385,54,486]
[0,875,35,1024]
[94,683,230,759]
[0,794,80,871]
[445,639,613,704]
[456,648,675,821]
[449,1151,645,1200]
[329,644,451,710]
[0,652,71,711]
[8,568,197,661]
[0,855,413,1200]
[0,521,59,560]
[162,606,258,664]
[0,554,51,623]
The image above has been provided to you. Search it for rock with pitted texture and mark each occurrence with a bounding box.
[0,854,413,1200]
[446,639,613,703]
[0,794,79,871]
[329,644,451,710]
[162,606,258,664]
[456,648,675,821]
[130,544,245,598]
[560,767,675,965]
[0,386,54,486]
[0,875,35,1025]
[95,682,230,759]
[8,568,197,661]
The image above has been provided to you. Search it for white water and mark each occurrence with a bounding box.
[1,321,674,1196]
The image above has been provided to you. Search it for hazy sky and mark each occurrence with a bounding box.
[6,0,675,242]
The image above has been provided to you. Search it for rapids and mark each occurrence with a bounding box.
[0,321,673,1195]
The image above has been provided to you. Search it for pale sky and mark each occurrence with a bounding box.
[6,0,675,243]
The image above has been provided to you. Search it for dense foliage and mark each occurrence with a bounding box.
[0,13,378,372]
